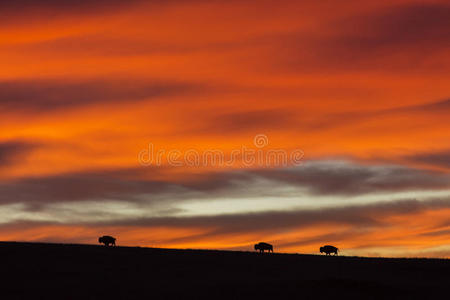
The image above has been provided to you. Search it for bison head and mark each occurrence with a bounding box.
[319,247,324,253]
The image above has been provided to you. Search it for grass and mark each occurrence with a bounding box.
[1,241,448,299]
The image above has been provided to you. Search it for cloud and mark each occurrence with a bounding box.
[251,161,449,196]
[270,2,450,72]
[0,141,35,167]
[0,167,177,207]
[72,197,450,253]
[395,99,450,114]
[301,98,450,131]
[1,196,449,256]
[0,79,203,113]
[405,150,450,170]
[197,109,296,134]
[13,34,192,58]
[0,0,144,19]
[340,3,450,50]
[9,197,450,234]
[0,0,222,25]
[0,160,448,211]
[419,228,450,237]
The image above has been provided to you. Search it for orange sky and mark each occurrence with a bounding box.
[0,0,449,257]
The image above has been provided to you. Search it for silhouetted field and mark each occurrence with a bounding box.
[0,241,448,299]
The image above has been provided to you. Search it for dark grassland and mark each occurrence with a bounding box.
[0,241,448,299]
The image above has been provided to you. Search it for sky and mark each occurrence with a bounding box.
[0,0,449,257]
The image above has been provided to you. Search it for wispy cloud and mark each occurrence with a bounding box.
[0,79,204,113]
[1,160,448,212]
[0,141,36,167]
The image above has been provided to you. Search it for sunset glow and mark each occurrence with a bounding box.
[0,0,449,257]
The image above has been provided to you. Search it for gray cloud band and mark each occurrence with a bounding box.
[0,160,448,209]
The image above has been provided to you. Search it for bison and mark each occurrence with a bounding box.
[98,235,116,246]
[320,245,338,255]
[254,242,273,253]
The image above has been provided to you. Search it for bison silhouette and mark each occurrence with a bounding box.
[254,242,273,253]
[98,235,116,246]
[320,245,338,255]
